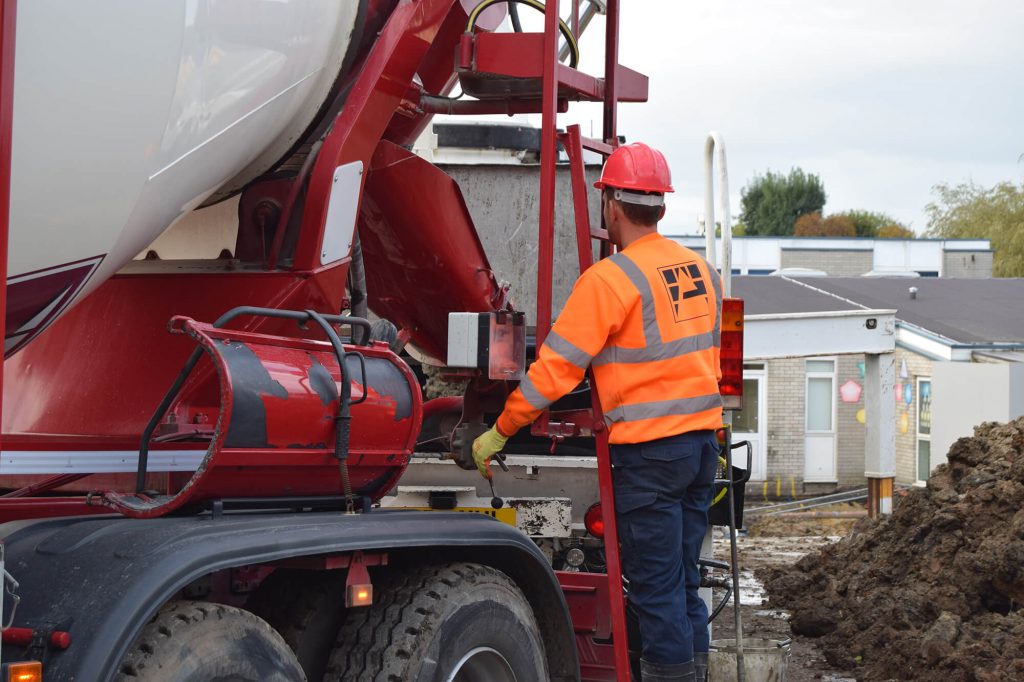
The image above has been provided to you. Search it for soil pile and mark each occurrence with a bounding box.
[761,418,1024,681]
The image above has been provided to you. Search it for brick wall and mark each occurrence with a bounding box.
[765,358,806,493]
[764,355,872,495]
[943,251,993,278]
[780,249,873,276]
[835,354,867,487]
[893,348,935,483]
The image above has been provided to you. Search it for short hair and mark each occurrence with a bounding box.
[603,188,663,227]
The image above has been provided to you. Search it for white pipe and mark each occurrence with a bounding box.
[703,132,732,297]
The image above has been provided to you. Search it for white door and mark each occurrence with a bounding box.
[804,359,837,482]
[732,368,766,481]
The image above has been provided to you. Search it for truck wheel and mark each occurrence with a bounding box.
[247,569,347,682]
[323,562,548,682]
[116,600,306,682]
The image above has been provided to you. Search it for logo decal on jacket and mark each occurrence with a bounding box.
[658,261,708,322]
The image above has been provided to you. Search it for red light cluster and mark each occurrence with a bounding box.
[719,298,744,406]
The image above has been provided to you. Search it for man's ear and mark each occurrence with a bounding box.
[606,198,621,222]
[658,205,666,222]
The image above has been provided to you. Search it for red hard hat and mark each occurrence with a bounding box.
[593,142,674,194]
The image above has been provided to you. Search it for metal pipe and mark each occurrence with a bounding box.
[419,94,568,116]
[703,132,733,296]
[560,1,600,62]
[777,510,867,519]
[723,428,746,682]
[3,474,88,498]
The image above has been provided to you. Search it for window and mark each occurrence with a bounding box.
[917,378,932,482]
[732,378,760,433]
[805,359,836,432]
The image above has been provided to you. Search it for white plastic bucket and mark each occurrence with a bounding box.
[708,637,791,682]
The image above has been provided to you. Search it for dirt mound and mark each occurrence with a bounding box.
[761,418,1024,681]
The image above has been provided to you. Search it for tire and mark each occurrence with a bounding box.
[247,570,347,682]
[323,562,548,682]
[115,600,306,682]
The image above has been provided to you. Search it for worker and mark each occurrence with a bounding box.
[472,142,723,682]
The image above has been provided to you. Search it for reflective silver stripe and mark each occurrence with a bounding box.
[605,393,723,423]
[608,253,660,346]
[703,258,723,347]
[543,330,593,369]
[517,375,553,410]
[593,331,716,365]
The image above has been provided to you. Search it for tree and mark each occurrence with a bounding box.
[793,212,823,236]
[793,212,856,237]
[822,215,856,237]
[835,210,910,238]
[877,223,914,239]
[925,180,1024,277]
[740,168,827,236]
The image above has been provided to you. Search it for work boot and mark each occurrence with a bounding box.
[640,658,695,682]
[693,652,708,682]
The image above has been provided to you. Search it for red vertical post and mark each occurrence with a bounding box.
[603,0,619,144]
[0,0,17,441]
[535,0,559,348]
[597,2,630,678]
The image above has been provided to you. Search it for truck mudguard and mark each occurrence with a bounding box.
[0,510,579,682]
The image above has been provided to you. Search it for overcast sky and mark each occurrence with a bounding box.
[509,0,1024,235]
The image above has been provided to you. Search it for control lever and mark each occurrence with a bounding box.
[487,476,504,509]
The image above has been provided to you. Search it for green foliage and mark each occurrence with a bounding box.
[740,169,827,236]
[835,210,909,238]
[925,180,1024,277]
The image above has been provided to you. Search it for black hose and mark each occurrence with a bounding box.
[347,231,368,344]
[708,585,733,624]
[508,0,523,31]
[305,310,356,512]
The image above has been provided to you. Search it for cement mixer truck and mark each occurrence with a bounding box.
[0,1,745,680]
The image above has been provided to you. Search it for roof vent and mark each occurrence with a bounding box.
[909,287,918,300]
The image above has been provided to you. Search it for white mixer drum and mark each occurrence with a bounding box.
[6,0,364,354]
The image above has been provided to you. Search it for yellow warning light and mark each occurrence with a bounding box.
[346,584,374,607]
[8,661,42,682]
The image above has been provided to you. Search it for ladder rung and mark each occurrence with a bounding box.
[580,136,616,156]
[591,228,610,241]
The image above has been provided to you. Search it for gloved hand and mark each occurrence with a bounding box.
[472,426,508,479]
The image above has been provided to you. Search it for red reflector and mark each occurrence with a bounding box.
[719,298,744,409]
[584,503,604,539]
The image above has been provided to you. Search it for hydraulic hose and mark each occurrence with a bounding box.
[508,0,523,31]
[467,0,580,69]
[347,232,368,344]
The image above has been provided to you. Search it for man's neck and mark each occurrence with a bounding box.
[617,225,659,250]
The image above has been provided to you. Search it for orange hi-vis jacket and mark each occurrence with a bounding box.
[497,232,723,445]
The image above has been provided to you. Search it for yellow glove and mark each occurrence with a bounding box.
[472,426,508,479]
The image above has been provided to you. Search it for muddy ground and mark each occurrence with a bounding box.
[711,512,861,681]
[757,418,1024,681]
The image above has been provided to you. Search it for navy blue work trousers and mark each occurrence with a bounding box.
[610,429,719,665]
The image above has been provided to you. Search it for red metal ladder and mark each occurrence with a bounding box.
[456,2,647,678]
